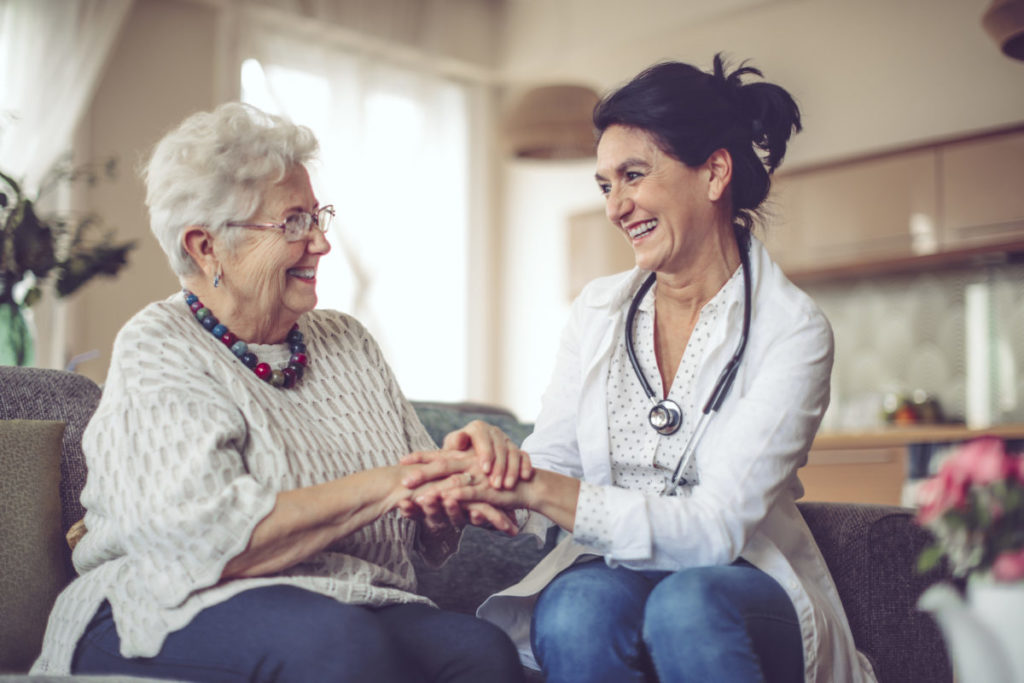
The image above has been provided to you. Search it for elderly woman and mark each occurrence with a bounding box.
[31,103,526,683]
[407,56,877,682]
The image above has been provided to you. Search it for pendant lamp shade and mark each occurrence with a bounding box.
[504,84,601,160]
[983,0,1024,60]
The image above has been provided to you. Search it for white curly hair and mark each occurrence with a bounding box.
[143,102,319,278]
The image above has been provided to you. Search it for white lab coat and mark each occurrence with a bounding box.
[479,238,876,682]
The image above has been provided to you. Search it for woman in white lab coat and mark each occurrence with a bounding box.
[407,54,875,683]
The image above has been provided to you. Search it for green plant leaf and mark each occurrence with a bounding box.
[2,157,131,305]
[12,199,56,278]
[918,544,945,573]
[54,238,135,298]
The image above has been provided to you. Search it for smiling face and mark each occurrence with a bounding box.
[595,124,732,279]
[216,164,330,342]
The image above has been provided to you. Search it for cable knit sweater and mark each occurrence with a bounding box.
[32,295,445,674]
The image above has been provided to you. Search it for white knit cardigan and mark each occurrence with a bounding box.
[33,295,444,674]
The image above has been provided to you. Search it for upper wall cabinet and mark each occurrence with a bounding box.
[764,150,939,271]
[762,127,1024,279]
[940,130,1024,249]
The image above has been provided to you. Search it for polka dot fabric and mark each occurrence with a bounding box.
[574,268,743,549]
[32,295,441,674]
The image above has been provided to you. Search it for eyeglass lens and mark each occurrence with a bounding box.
[283,208,333,241]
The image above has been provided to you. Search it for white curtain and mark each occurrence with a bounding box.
[237,17,474,402]
[0,0,133,194]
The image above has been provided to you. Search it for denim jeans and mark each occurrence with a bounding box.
[72,585,524,683]
[531,560,803,683]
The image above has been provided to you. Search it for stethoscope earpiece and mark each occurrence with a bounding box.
[649,400,682,435]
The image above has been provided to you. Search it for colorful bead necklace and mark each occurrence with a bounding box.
[183,290,308,388]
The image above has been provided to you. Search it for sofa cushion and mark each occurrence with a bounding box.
[0,419,74,673]
[0,367,102,536]
[410,401,549,613]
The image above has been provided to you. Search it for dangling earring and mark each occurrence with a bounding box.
[213,265,223,288]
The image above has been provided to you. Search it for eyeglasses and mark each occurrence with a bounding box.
[227,205,335,242]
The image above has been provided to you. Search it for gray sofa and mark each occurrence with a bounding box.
[1,366,954,681]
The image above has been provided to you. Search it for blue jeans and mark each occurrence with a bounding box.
[72,585,524,682]
[531,560,803,683]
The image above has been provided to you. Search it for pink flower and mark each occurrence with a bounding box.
[915,438,1024,580]
[951,437,1011,486]
[916,467,967,524]
[992,548,1024,582]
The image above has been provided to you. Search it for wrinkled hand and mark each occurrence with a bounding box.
[397,451,519,535]
[415,420,533,490]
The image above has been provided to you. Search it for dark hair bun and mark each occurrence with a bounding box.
[712,54,802,173]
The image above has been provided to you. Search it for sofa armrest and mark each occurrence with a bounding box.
[798,501,953,683]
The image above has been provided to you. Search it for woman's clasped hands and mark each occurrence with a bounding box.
[397,420,533,536]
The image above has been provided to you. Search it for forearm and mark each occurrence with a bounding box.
[434,467,582,533]
[522,469,582,532]
[223,466,407,579]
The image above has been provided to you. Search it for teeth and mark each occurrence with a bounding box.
[288,268,315,279]
[628,219,657,239]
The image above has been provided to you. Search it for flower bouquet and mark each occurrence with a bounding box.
[916,437,1024,581]
[916,437,1024,682]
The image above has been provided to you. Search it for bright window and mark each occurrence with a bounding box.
[239,48,470,402]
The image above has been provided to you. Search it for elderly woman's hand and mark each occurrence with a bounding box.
[404,420,533,490]
[396,451,520,535]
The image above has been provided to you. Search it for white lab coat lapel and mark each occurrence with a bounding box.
[575,269,647,486]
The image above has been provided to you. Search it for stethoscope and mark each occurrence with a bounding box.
[624,238,752,496]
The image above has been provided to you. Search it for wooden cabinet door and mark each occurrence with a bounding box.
[799,446,906,505]
[940,130,1024,248]
[766,150,940,272]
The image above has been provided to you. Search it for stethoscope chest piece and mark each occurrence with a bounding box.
[649,399,682,435]
[627,236,753,495]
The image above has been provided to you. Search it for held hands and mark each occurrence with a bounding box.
[442,419,533,490]
[397,451,519,535]
[398,421,534,535]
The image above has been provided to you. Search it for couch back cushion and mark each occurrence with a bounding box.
[412,401,533,449]
[410,401,550,613]
[0,367,101,535]
[0,419,75,673]
[798,501,953,683]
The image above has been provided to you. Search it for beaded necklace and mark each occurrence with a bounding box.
[183,290,308,388]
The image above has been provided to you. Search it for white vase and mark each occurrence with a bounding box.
[918,576,1024,683]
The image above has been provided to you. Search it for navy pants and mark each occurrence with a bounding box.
[73,585,524,682]
[531,560,804,683]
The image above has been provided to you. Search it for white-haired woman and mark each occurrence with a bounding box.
[31,103,527,683]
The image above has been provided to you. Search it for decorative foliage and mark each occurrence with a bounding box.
[0,156,134,307]
[916,437,1024,581]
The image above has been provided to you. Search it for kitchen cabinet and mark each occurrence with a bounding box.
[766,150,939,272]
[763,126,1024,280]
[799,446,906,506]
[940,129,1024,249]
[801,423,1024,506]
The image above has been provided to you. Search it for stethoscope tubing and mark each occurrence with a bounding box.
[625,237,753,495]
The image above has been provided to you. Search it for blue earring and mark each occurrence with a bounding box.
[213,267,222,288]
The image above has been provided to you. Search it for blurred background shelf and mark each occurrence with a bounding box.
[800,424,1024,506]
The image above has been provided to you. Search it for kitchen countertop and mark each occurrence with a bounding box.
[813,423,1024,450]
